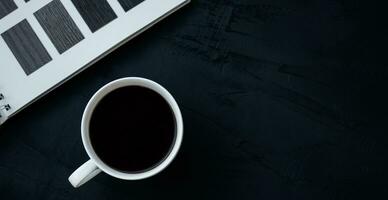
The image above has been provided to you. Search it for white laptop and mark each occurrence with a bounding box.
[0,0,189,126]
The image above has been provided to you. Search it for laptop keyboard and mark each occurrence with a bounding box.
[0,0,144,75]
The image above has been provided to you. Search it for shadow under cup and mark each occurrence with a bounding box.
[87,85,178,174]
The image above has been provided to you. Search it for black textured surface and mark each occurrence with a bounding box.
[34,0,84,54]
[1,19,52,75]
[70,0,117,33]
[0,0,387,199]
[118,0,144,12]
[0,0,17,20]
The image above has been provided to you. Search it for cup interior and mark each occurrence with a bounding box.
[81,77,183,180]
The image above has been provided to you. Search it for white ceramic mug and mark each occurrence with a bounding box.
[68,77,183,188]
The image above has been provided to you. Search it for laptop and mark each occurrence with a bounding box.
[0,0,189,126]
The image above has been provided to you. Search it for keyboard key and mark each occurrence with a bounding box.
[1,20,52,75]
[0,0,17,20]
[35,0,84,54]
[71,0,117,33]
[118,0,144,12]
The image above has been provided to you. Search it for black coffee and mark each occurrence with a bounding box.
[89,86,176,173]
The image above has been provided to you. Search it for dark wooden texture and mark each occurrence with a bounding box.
[118,0,144,12]
[0,0,387,199]
[1,19,52,75]
[34,0,84,54]
[0,0,17,20]
[70,0,117,33]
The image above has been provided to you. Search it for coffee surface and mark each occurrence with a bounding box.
[89,86,176,172]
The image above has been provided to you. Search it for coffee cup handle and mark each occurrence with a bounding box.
[68,159,102,188]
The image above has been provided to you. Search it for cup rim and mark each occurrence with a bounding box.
[81,77,183,180]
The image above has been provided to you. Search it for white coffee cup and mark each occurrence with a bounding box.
[68,77,183,188]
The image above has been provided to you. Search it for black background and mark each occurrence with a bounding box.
[1,0,387,199]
